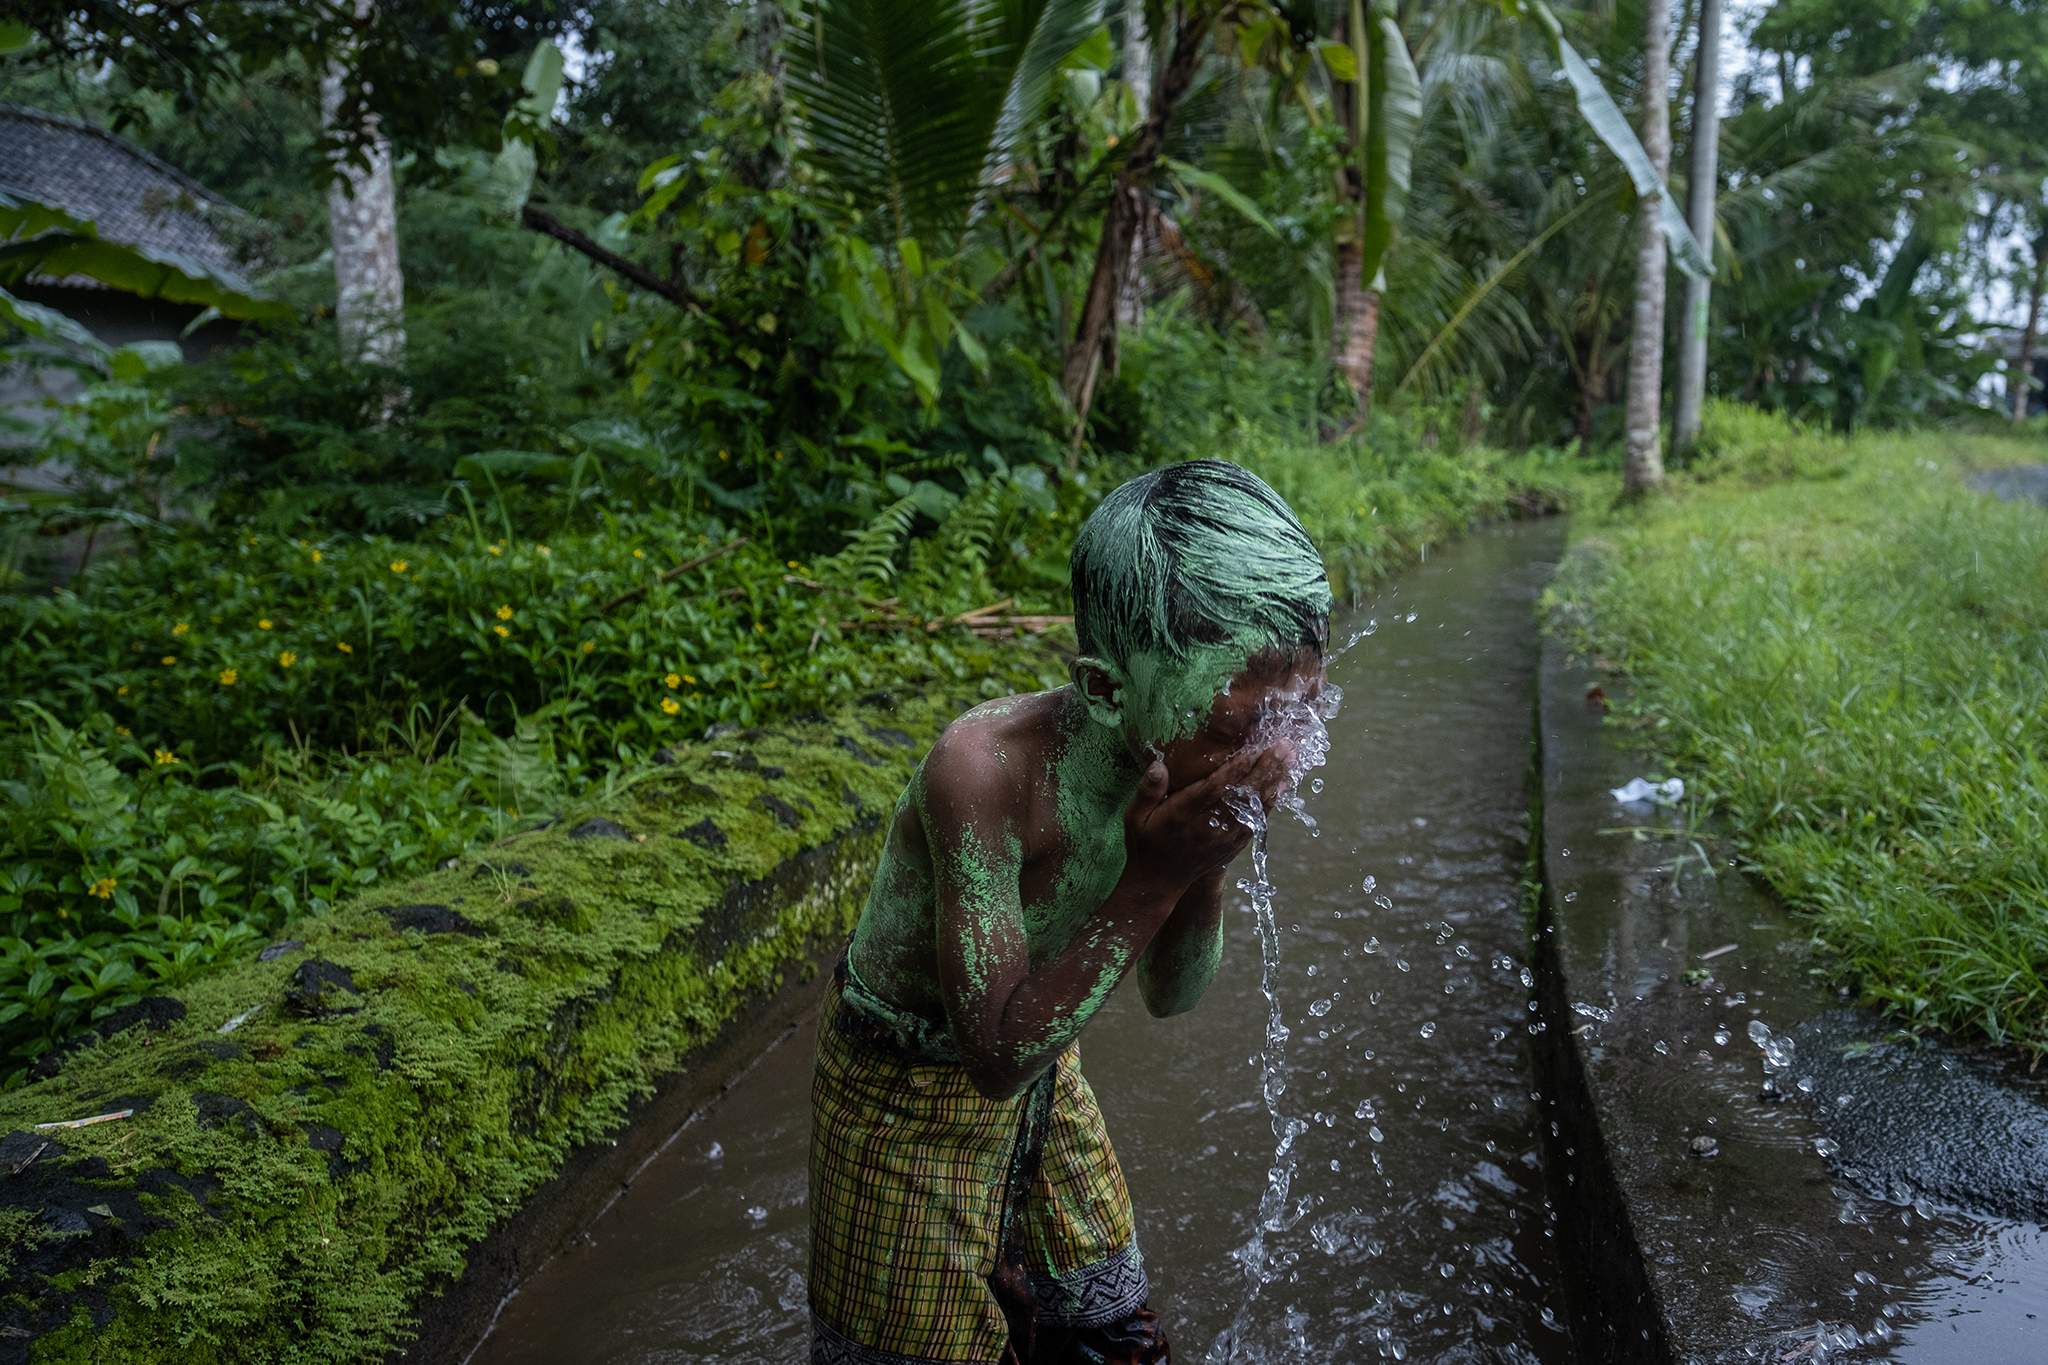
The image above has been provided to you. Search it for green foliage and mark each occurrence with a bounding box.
[5,1,549,177]
[1549,425,2048,1056]
[0,704,559,1084]
[0,690,1002,1361]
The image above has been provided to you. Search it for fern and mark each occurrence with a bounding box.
[820,493,920,587]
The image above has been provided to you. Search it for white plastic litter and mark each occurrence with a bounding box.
[1610,776,1684,806]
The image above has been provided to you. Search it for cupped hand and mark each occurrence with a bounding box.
[1124,740,1297,887]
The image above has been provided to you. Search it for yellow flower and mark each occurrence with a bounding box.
[660,697,681,716]
[88,876,117,899]
[536,544,551,557]
[496,604,513,620]
[773,449,785,462]
[664,672,682,689]
[718,449,730,462]
[310,549,323,564]
[336,641,353,654]
[161,655,177,666]
[786,560,799,570]
[218,668,238,686]
[116,685,130,697]
[154,748,179,766]
[579,640,595,655]
[632,548,645,560]
[390,559,409,574]
[682,673,696,685]
[172,622,190,637]
[486,542,504,556]
[492,624,510,639]
[257,618,273,630]
[278,650,297,669]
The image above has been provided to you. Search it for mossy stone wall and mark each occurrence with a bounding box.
[0,688,992,1363]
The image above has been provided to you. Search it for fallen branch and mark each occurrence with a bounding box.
[782,574,900,615]
[930,597,1014,632]
[603,537,750,614]
[835,610,1072,636]
[522,205,705,314]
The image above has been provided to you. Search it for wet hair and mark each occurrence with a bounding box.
[1070,459,1331,672]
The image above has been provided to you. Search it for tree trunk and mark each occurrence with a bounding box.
[1115,0,1152,332]
[321,0,405,372]
[737,0,786,188]
[1062,8,1209,451]
[2015,235,2046,422]
[1671,0,1721,458]
[1333,237,1380,427]
[1622,0,1674,497]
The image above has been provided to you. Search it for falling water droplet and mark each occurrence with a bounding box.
[1419,1021,1437,1039]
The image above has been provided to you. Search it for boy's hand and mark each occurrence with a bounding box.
[1124,741,1295,890]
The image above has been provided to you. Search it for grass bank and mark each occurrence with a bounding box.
[1546,405,2048,1056]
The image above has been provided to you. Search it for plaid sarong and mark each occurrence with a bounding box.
[809,974,1149,1364]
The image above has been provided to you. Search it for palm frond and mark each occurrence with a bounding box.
[789,0,1106,247]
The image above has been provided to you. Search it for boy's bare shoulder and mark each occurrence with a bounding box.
[921,689,1064,816]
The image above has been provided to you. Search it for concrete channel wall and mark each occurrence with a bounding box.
[0,687,999,1364]
[1531,629,2048,1362]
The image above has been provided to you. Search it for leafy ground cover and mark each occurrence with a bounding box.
[2,405,1576,1083]
[1548,404,2048,1055]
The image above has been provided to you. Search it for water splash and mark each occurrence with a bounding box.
[1212,685,1342,1360]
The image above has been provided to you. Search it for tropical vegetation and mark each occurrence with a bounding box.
[3,0,2045,1079]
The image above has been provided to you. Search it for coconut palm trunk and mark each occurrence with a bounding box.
[1622,0,1674,496]
[2015,234,2046,422]
[1333,237,1381,422]
[1671,0,1721,456]
[321,0,405,371]
[1115,0,1152,332]
[1062,8,1210,448]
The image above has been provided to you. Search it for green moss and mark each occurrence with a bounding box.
[0,680,1028,1363]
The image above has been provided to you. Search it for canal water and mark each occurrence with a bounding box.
[470,520,1573,1363]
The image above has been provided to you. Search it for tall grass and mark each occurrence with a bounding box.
[1550,417,2048,1056]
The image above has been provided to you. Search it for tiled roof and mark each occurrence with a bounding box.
[0,102,255,286]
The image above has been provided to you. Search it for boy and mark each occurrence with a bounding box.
[810,460,1332,1365]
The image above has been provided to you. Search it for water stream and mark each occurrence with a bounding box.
[471,520,1573,1363]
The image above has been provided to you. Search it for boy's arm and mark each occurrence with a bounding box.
[1135,868,1226,1018]
[929,735,1287,1100]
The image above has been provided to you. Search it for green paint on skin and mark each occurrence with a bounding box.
[844,461,1331,1082]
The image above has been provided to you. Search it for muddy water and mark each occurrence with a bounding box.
[470,521,1572,1364]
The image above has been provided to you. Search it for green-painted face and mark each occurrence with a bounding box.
[1069,458,1332,751]
[1070,641,1327,784]
[1151,645,1327,793]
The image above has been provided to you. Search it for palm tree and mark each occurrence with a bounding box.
[322,0,406,370]
[1621,0,1673,496]
[1671,0,1721,457]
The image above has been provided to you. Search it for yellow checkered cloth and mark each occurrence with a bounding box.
[808,981,1148,1364]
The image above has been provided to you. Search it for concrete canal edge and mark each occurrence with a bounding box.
[0,683,1012,1365]
[1530,612,2048,1362]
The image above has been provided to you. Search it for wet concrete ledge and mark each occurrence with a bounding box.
[1532,631,2048,1362]
[0,682,1015,1365]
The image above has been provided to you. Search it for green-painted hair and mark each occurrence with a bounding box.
[1070,460,1331,676]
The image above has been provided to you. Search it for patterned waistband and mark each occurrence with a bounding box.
[831,954,962,1066]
